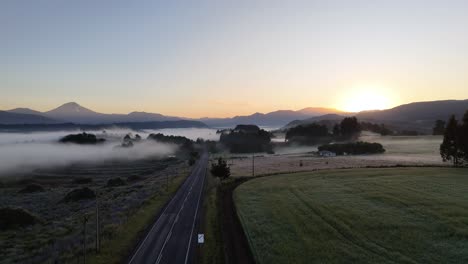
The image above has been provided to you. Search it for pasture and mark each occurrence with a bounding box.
[234,168,468,264]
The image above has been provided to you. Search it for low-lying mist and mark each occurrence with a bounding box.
[0,129,180,176]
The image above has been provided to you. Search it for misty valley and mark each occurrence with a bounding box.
[3,2,468,262]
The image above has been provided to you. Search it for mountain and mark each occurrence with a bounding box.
[0,111,58,125]
[43,102,180,124]
[2,102,183,125]
[7,108,43,115]
[284,99,468,134]
[297,107,343,116]
[0,120,207,132]
[356,100,468,122]
[201,108,344,128]
[283,114,345,129]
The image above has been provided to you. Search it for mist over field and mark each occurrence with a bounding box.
[0,128,213,175]
[142,128,219,141]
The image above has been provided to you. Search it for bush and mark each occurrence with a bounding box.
[318,141,385,155]
[0,207,41,230]
[107,178,126,187]
[61,187,96,203]
[18,183,45,193]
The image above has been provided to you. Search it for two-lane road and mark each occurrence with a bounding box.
[128,153,208,264]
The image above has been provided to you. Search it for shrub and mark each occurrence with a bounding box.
[0,207,41,230]
[18,183,45,193]
[61,187,96,203]
[107,178,126,187]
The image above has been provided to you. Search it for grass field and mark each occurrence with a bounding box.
[234,168,468,264]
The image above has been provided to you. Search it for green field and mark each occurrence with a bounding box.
[234,168,468,264]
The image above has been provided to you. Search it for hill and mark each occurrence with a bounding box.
[201,108,344,127]
[283,100,468,134]
[0,111,58,125]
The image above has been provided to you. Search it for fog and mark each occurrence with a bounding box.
[142,128,219,141]
[0,128,211,176]
[271,131,442,162]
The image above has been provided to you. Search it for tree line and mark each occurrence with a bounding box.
[440,110,468,166]
[286,117,362,144]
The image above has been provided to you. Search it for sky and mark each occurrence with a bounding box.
[1,0,468,117]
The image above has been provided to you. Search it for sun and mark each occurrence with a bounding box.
[341,87,393,112]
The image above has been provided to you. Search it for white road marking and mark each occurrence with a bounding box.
[184,161,207,264]
[154,159,205,264]
[128,160,201,264]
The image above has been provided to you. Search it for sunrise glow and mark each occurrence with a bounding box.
[341,87,394,112]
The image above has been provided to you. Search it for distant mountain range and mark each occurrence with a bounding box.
[284,99,468,133]
[5,102,181,124]
[2,100,468,133]
[200,107,345,127]
[0,102,344,127]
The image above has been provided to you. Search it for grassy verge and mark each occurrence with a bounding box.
[88,168,189,264]
[235,167,468,264]
[199,171,224,264]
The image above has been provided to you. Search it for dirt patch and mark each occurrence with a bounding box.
[220,179,255,264]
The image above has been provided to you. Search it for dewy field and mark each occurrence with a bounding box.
[234,168,468,264]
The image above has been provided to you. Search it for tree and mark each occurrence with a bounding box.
[440,115,464,166]
[340,117,361,139]
[461,110,468,164]
[432,120,446,135]
[332,124,340,136]
[285,123,330,144]
[210,157,231,180]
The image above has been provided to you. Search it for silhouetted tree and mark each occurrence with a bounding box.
[440,115,464,166]
[210,157,230,180]
[220,125,272,153]
[432,120,446,135]
[340,117,361,138]
[332,124,340,136]
[285,123,330,145]
[461,111,468,164]
[360,122,393,136]
[59,133,105,144]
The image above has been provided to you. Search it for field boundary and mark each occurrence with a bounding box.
[220,177,256,264]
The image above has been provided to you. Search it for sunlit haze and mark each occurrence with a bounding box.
[2,1,468,117]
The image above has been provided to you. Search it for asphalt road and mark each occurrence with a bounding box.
[128,153,208,264]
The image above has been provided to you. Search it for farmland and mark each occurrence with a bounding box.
[234,168,468,264]
[0,158,189,263]
[227,134,445,177]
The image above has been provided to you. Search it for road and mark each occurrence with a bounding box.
[128,152,208,264]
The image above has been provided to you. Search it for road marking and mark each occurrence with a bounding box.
[184,162,207,264]
[154,159,205,264]
[128,161,201,264]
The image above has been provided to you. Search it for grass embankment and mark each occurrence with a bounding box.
[88,168,189,264]
[234,167,468,264]
[199,170,224,264]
